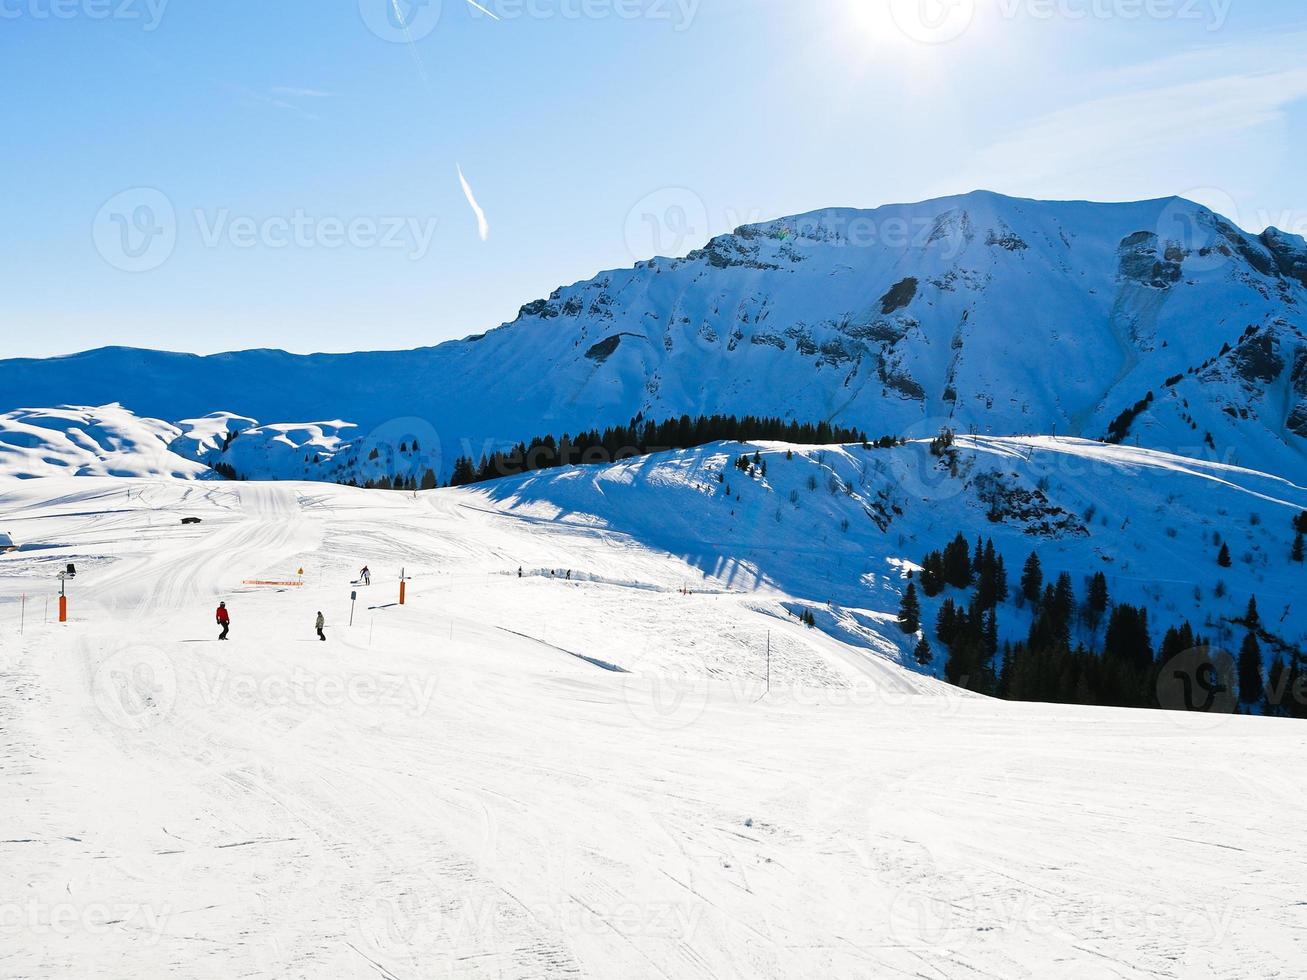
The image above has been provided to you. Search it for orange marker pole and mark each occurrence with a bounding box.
[399,580,406,606]
[59,595,68,623]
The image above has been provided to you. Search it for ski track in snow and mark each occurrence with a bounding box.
[0,477,1304,978]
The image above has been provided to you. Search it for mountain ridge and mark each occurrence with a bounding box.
[5,190,1306,481]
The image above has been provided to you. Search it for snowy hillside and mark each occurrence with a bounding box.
[4,191,1306,480]
[0,405,453,488]
[0,475,1303,977]
[477,435,1307,679]
[0,405,209,480]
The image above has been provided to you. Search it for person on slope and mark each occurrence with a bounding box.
[359,565,371,586]
[315,611,326,642]
[216,601,230,641]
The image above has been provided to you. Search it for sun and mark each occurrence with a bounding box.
[842,0,981,51]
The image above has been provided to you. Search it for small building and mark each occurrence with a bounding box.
[0,532,16,553]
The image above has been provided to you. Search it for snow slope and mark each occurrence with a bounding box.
[1,475,1304,978]
[4,191,1306,480]
[2,413,1300,662]
[479,435,1307,672]
[0,405,209,480]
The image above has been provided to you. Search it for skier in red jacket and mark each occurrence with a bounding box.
[216,601,230,640]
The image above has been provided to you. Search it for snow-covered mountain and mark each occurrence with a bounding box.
[4,191,1306,481]
[0,405,210,480]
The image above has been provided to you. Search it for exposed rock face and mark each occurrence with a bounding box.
[1118,231,1183,289]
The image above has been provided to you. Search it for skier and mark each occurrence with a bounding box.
[517,566,523,578]
[216,601,230,640]
[315,611,326,642]
[359,565,371,586]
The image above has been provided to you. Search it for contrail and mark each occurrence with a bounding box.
[463,0,501,18]
[390,0,435,95]
[457,164,490,242]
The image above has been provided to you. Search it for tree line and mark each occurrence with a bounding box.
[446,413,877,487]
[900,534,1303,716]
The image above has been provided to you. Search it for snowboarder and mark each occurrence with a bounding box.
[359,565,371,586]
[216,601,230,640]
[315,611,326,642]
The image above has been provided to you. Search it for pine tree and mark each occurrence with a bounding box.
[1217,542,1232,567]
[942,534,973,589]
[1238,632,1263,706]
[1266,656,1288,715]
[1086,571,1109,632]
[1293,532,1305,564]
[1021,551,1043,605]
[920,551,945,597]
[420,469,437,491]
[898,582,921,634]
[914,637,933,666]
[1245,595,1260,631]
[1051,573,1076,638]
[935,598,958,646]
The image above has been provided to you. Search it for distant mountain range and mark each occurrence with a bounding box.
[3,191,1305,483]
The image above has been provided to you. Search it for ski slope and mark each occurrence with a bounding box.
[1,474,1304,978]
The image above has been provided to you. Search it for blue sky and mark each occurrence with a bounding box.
[3,0,1306,357]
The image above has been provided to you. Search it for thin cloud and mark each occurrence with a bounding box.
[457,165,490,242]
[950,32,1307,210]
[223,82,325,120]
[270,86,334,99]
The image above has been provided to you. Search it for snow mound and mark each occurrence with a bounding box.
[0,404,209,480]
